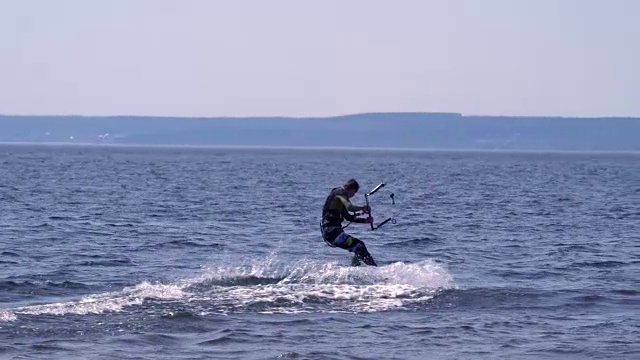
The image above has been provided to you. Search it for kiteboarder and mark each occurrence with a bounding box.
[320,178,378,266]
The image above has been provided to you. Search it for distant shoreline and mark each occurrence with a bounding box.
[2,113,638,152]
[2,141,639,156]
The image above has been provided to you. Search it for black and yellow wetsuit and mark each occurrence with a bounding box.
[320,186,377,266]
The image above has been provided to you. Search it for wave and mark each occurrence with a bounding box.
[426,286,640,312]
[1,251,20,257]
[0,253,454,321]
[0,279,90,292]
[175,253,455,315]
[382,236,443,248]
[0,282,184,322]
[570,260,629,268]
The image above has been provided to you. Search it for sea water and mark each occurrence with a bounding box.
[1,144,638,359]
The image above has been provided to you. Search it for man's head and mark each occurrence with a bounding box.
[343,178,360,198]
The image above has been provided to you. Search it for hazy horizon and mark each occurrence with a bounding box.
[1,111,639,120]
[2,0,639,118]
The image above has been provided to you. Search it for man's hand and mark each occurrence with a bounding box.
[361,205,371,213]
[364,216,374,224]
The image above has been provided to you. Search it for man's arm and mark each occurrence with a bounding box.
[335,195,370,223]
[335,195,366,212]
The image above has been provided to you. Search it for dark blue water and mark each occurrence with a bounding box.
[1,144,638,360]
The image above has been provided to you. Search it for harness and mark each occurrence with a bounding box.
[320,187,349,228]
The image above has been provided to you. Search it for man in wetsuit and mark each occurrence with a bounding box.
[320,178,378,266]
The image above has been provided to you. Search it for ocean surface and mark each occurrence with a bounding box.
[0,144,638,360]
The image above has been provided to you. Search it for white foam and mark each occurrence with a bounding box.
[191,256,455,314]
[0,255,456,321]
[193,252,290,283]
[0,310,17,322]
[218,283,425,313]
[1,281,185,321]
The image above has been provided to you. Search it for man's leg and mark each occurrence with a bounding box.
[333,233,377,266]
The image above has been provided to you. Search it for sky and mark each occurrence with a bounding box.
[1,0,639,118]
